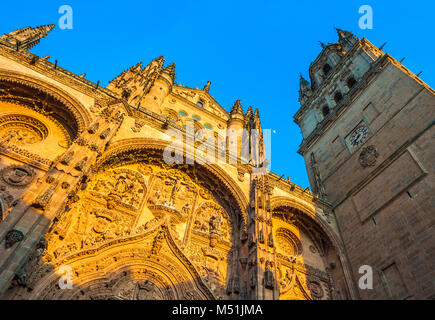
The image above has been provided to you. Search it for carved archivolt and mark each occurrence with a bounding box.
[0,69,92,136]
[271,197,343,257]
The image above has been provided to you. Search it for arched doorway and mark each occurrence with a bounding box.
[0,71,91,222]
[271,199,349,300]
[8,145,247,300]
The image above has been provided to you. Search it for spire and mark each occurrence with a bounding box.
[0,24,55,50]
[203,80,211,93]
[318,41,326,49]
[230,99,244,116]
[253,108,261,128]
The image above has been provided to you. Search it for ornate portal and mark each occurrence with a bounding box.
[0,24,350,301]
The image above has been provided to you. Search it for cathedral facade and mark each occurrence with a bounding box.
[0,24,431,301]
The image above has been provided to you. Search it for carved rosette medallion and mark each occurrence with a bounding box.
[275,228,303,257]
[308,281,324,299]
[0,114,48,145]
[1,165,35,187]
[359,145,379,168]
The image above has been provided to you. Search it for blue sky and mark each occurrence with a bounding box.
[1,0,434,188]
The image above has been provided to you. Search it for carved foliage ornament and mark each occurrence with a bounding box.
[359,145,379,168]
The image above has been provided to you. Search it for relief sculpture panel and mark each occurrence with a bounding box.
[10,159,235,300]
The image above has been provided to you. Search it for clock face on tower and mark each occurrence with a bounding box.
[349,126,369,147]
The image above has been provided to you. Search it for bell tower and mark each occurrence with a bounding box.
[294,29,435,299]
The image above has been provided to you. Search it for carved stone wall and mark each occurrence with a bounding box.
[0,30,351,299]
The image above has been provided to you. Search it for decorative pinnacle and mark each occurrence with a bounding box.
[230,99,244,115]
[203,80,211,93]
[245,106,253,118]
[163,62,176,77]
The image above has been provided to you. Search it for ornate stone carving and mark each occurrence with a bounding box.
[87,122,99,134]
[151,227,165,255]
[74,157,88,172]
[275,228,303,257]
[131,119,145,133]
[1,165,35,187]
[5,229,24,248]
[0,114,48,145]
[309,152,326,198]
[33,180,58,210]
[308,281,324,299]
[359,145,379,167]
[99,128,110,139]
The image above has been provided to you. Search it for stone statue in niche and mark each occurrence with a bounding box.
[264,261,275,289]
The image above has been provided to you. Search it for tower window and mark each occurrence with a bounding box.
[322,105,330,117]
[334,92,343,104]
[197,100,204,108]
[323,64,332,76]
[347,76,357,88]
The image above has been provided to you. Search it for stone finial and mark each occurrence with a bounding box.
[203,80,211,93]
